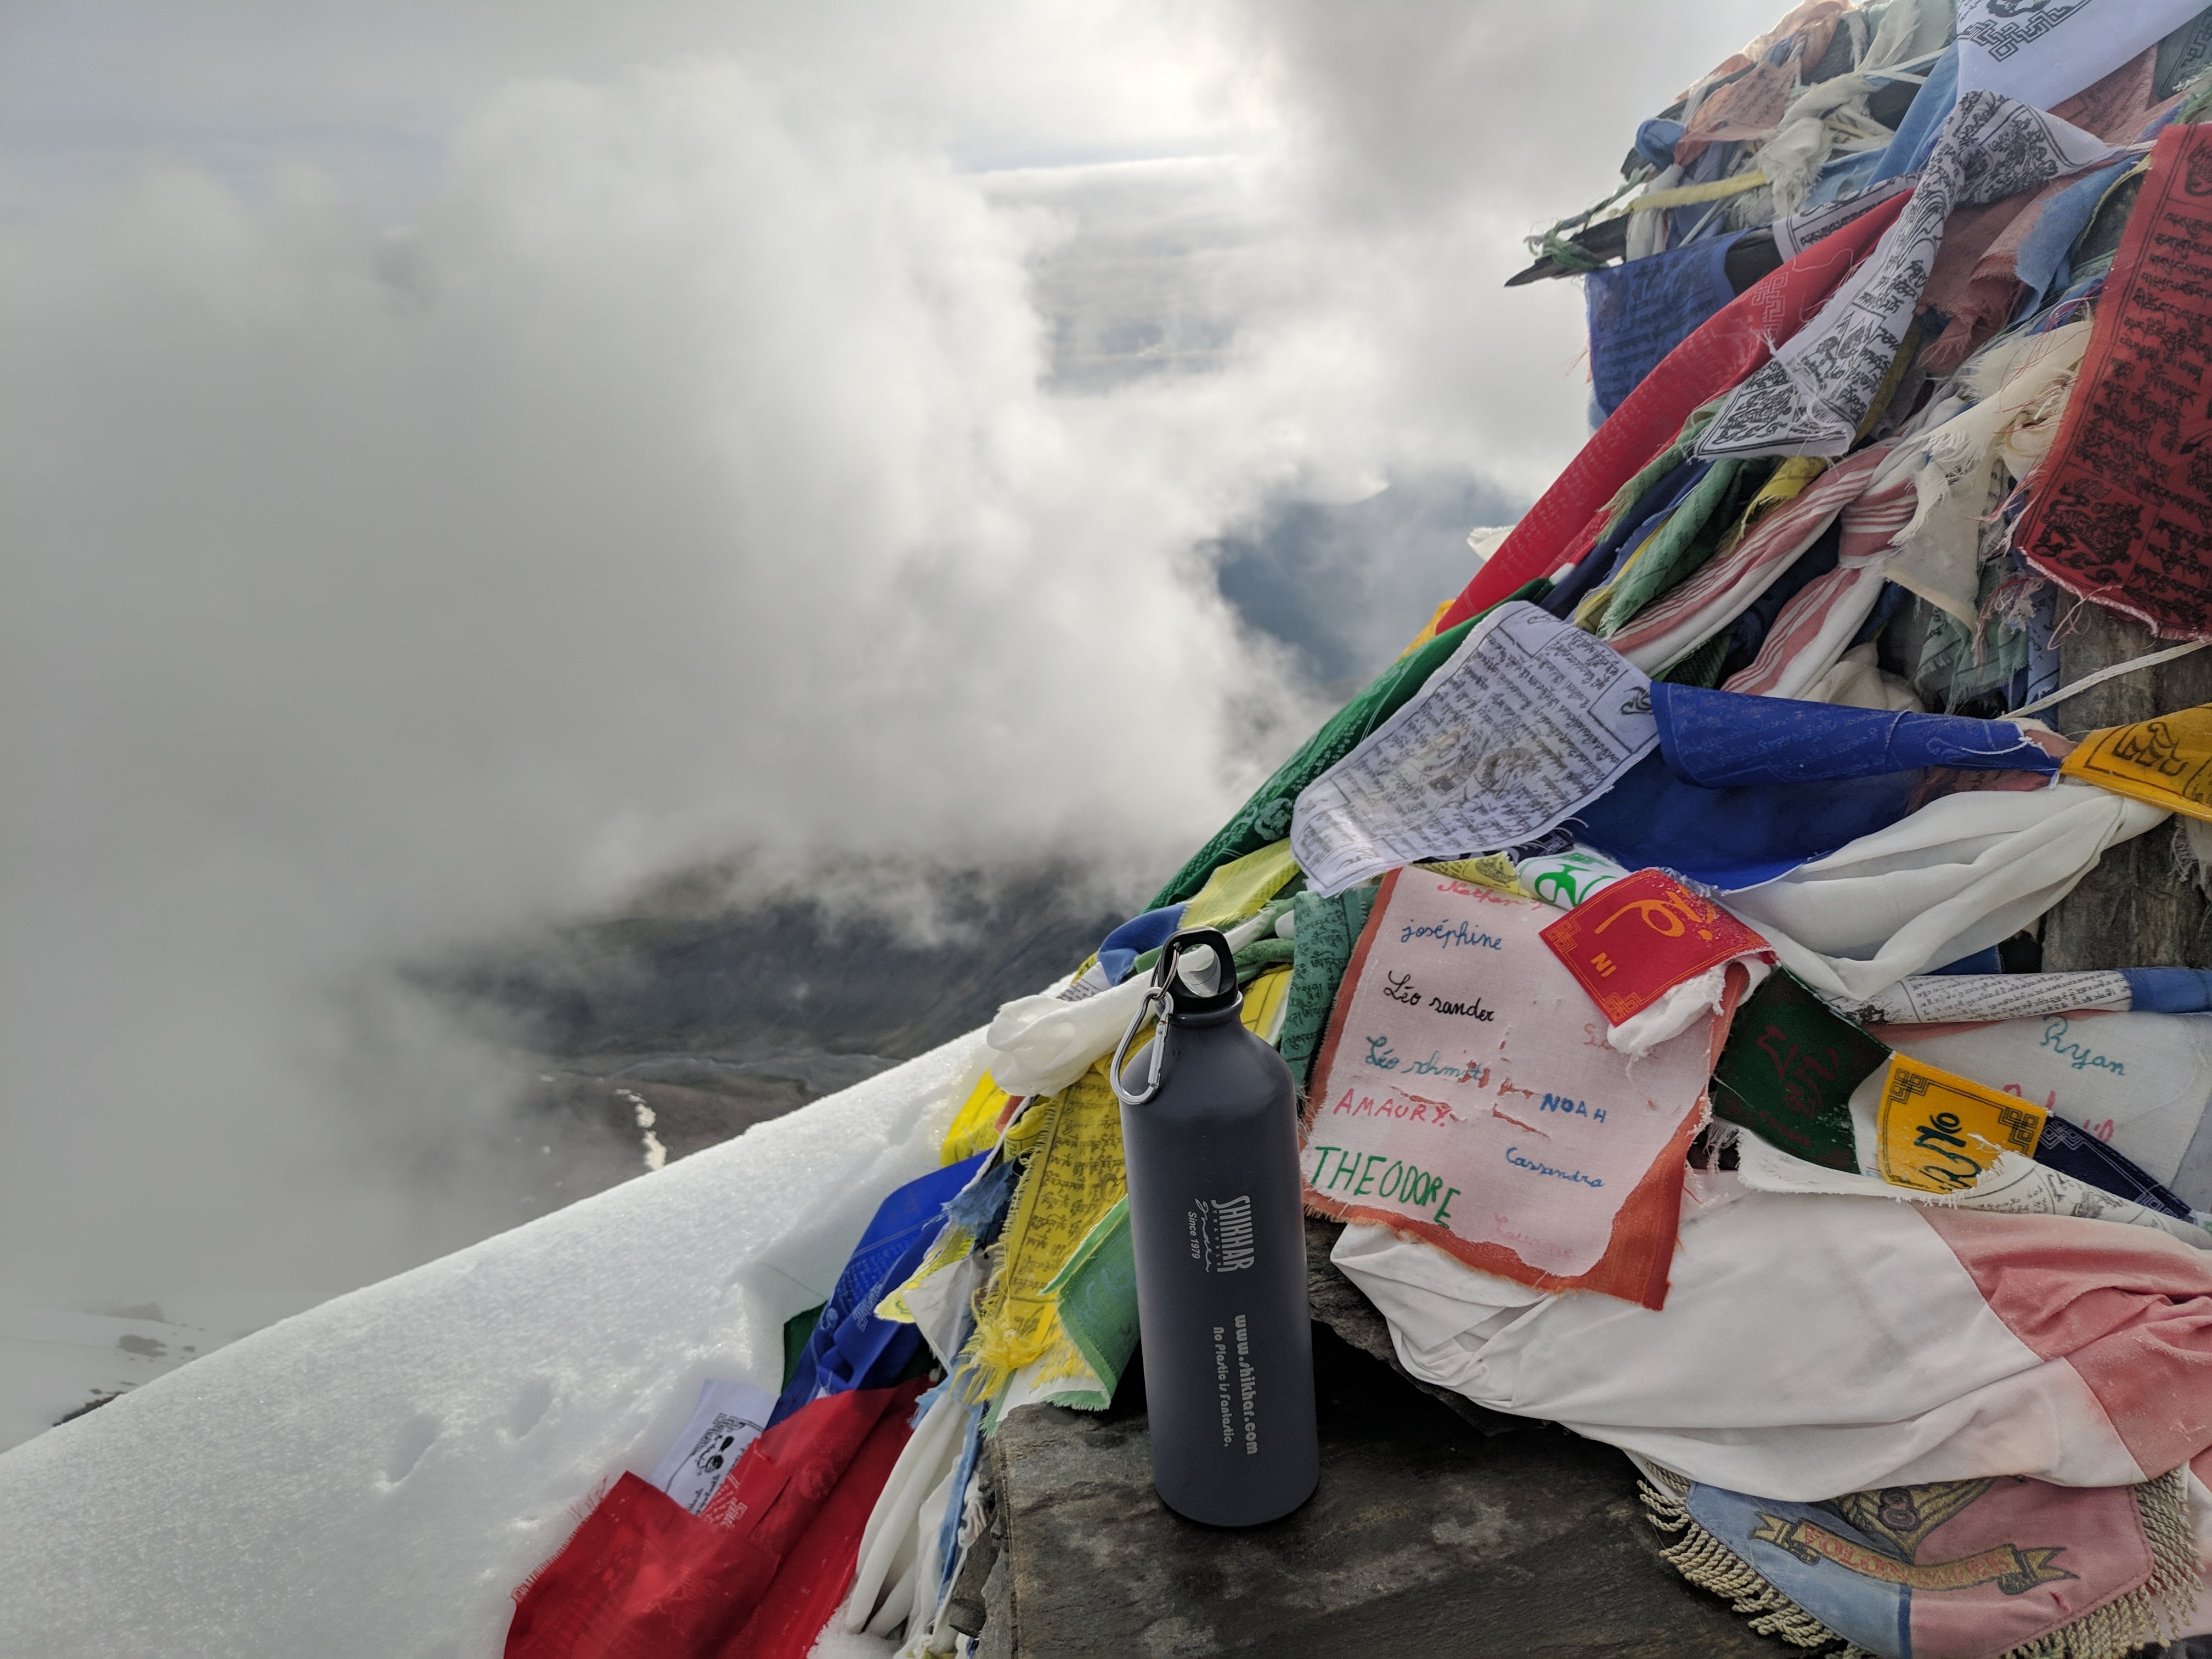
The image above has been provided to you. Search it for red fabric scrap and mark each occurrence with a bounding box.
[504,1378,924,1659]
[721,1377,929,1657]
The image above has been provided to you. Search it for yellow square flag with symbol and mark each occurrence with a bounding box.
[2061,706,2212,822]
[1873,1053,2047,1194]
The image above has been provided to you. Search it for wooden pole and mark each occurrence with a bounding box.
[2036,603,2212,970]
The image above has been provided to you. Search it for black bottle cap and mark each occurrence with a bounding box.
[1152,927,1242,1018]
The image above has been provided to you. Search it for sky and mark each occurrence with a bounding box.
[0,0,1783,1308]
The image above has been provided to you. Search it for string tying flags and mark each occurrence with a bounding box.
[1625,168,1773,213]
[1521,169,1655,274]
[2010,639,2212,719]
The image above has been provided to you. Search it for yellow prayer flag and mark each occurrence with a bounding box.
[941,1071,1013,1165]
[1240,963,1293,1046]
[1417,856,1522,896]
[958,1057,1129,1400]
[1873,1054,2046,1194]
[2061,706,2212,822]
[1181,838,1302,930]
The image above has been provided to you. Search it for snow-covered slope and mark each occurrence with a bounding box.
[0,1032,976,1657]
[0,1292,331,1453]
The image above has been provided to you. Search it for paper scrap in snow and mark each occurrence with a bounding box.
[2062,704,2212,822]
[1539,868,1768,1026]
[1300,868,1719,1308]
[649,1378,775,1516]
[1290,602,1658,896]
[1870,1053,2046,1195]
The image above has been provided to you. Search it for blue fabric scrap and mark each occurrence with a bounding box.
[941,1153,1020,1251]
[770,1150,988,1426]
[2120,968,2212,1014]
[1867,43,1957,188]
[2014,159,2129,313]
[1575,750,1921,892]
[1584,232,1745,415]
[1683,1483,1907,1652]
[1650,684,2057,789]
[2034,1114,2197,1221]
[1928,945,2005,976]
[1097,904,1187,986]
[1635,118,1686,171]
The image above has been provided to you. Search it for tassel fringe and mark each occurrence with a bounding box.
[1639,1468,2197,1659]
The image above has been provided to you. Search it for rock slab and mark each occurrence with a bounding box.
[975,1219,1778,1657]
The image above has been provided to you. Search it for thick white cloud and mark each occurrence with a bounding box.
[0,59,1327,1297]
[0,0,1789,1303]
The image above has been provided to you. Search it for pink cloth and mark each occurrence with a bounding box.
[1925,1207,2212,1481]
[1300,869,1729,1308]
[1723,447,1911,697]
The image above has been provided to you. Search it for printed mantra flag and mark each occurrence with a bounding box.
[2019,124,2212,639]
[2062,703,2212,821]
[1300,869,1731,1309]
[1699,92,2117,461]
[1288,602,1659,896]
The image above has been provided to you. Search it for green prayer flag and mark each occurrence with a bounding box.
[1709,970,1890,1173]
[1599,457,1771,635]
[1044,1195,1138,1412]
[781,1302,826,1392]
[1276,883,1378,1087]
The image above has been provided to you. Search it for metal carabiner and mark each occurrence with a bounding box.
[1109,985,1175,1107]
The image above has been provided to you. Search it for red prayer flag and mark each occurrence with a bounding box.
[719,1378,929,1657]
[1539,867,1770,1025]
[2017,122,2212,639]
[505,1379,924,1659]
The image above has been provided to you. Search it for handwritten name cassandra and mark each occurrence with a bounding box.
[1401,919,1506,951]
[1505,1147,1604,1188]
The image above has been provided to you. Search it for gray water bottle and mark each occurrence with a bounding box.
[1113,927,1318,1526]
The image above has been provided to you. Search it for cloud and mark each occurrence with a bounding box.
[0,0,1793,1304]
[0,59,1327,1297]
